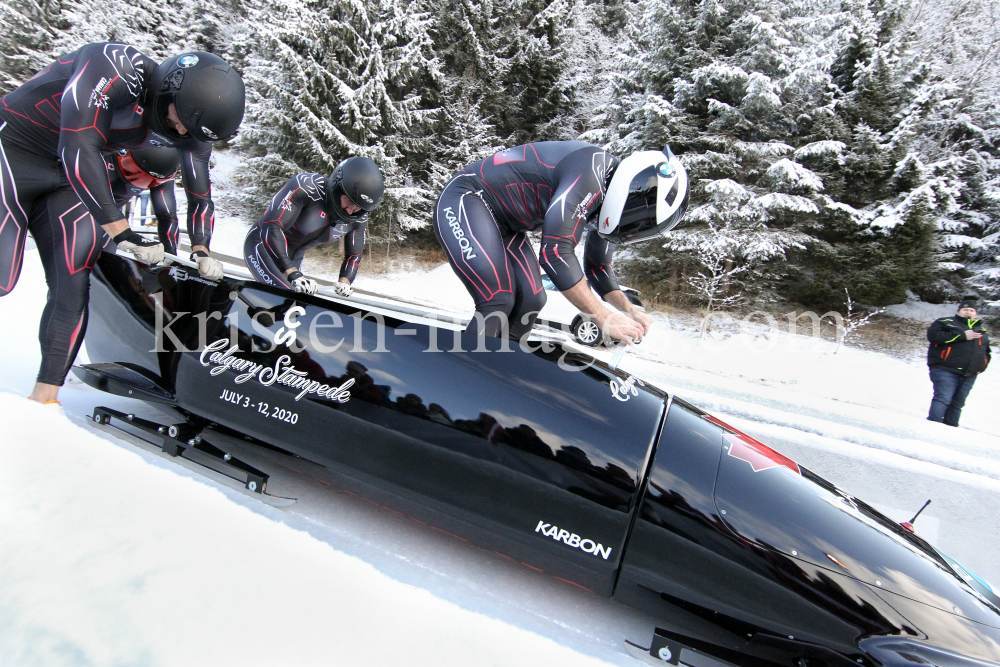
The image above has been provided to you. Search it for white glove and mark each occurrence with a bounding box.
[113,229,164,264]
[332,281,353,297]
[287,271,318,295]
[191,251,224,280]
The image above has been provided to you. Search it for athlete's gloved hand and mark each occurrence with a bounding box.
[287,270,318,295]
[190,250,224,281]
[332,281,353,297]
[113,229,164,264]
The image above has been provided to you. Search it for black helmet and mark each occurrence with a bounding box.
[117,148,180,188]
[146,52,246,144]
[597,146,690,245]
[327,156,384,223]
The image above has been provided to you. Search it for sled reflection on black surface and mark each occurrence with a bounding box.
[79,251,1000,667]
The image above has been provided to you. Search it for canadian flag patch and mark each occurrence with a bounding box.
[134,104,144,116]
[319,211,327,219]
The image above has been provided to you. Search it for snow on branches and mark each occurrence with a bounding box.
[793,141,846,164]
[834,288,886,354]
[766,158,825,193]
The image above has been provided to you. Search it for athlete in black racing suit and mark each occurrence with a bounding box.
[244,157,384,296]
[106,149,181,254]
[244,174,369,293]
[0,42,243,403]
[432,141,652,342]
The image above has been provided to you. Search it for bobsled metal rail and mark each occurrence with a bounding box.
[136,232,580,343]
[176,242,455,306]
[89,406,296,507]
[624,637,737,667]
[122,241,471,330]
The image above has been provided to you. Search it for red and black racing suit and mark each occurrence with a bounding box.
[0,42,216,386]
[244,173,367,289]
[432,141,620,339]
[105,153,180,254]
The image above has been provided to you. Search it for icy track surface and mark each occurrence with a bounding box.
[3,223,999,665]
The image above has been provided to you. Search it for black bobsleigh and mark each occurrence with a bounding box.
[78,251,1000,667]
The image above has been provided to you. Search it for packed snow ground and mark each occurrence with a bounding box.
[0,395,624,667]
[4,175,999,665]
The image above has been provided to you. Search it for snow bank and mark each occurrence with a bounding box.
[354,262,475,314]
[883,294,963,322]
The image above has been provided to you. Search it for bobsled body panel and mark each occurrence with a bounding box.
[88,255,665,594]
[715,427,1000,629]
[615,398,1000,665]
[614,399,898,656]
[86,253,1000,666]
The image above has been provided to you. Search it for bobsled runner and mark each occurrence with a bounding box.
[79,251,1000,667]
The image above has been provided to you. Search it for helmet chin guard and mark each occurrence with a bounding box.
[597,146,689,245]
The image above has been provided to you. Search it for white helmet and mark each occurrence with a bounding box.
[597,146,689,245]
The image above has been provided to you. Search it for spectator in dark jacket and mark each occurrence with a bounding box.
[926,299,991,426]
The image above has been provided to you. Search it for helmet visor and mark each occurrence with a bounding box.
[616,166,690,245]
[345,192,375,214]
[118,152,174,190]
[615,166,661,242]
[621,189,689,244]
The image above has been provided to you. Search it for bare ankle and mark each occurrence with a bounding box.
[29,382,60,404]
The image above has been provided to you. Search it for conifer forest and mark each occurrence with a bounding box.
[1,0,998,313]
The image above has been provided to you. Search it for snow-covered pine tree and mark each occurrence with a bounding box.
[421,0,509,188]
[0,0,63,94]
[0,0,993,306]
[424,86,504,196]
[779,0,1000,310]
[235,0,438,237]
[175,0,248,55]
[430,0,579,146]
[552,1,609,141]
[576,0,644,154]
[606,0,834,305]
[581,0,700,156]
[885,0,1000,304]
[496,0,578,142]
[664,177,808,329]
[52,0,186,57]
